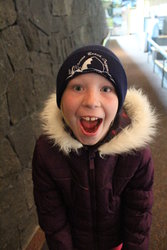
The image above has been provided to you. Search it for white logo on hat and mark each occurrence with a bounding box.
[67,52,115,83]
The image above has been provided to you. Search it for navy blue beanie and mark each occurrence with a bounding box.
[56,45,127,112]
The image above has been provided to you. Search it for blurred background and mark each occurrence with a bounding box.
[0,1,167,249]
[103,0,167,36]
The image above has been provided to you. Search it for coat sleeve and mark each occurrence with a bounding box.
[122,147,154,250]
[32,139,74,250]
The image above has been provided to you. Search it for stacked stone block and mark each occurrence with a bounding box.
[0,0,107,249]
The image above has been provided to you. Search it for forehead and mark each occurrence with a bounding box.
[68,72,115,86]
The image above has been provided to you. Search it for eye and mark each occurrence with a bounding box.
[73,85,83,92]
[101,86,113,93]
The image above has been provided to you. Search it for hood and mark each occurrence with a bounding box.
[40,88,157,155]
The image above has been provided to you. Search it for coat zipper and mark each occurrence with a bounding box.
[89,151,98,250]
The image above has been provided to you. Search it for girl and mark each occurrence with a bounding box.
[32,45,157,250]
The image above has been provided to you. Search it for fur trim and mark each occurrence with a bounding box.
[40,88,157,155]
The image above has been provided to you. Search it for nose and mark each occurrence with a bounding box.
[82,89,100,109]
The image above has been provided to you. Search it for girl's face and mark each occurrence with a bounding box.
[61,73,119,145]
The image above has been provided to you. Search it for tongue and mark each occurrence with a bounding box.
[81,120,99,133]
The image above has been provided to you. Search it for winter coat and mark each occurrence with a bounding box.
[32,88,157,250]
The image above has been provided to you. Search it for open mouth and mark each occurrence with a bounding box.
[80,117,103,134]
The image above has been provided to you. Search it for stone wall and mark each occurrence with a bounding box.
[0,0,108,249]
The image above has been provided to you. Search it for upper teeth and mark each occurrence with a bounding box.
[82,117,98,121]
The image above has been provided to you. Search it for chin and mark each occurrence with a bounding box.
[80,137,100,146]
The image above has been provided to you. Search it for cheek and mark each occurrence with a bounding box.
[113,98,119,112]
[104,101,118,126]
[106,96,119,115]
[61,93,73,112]
[61,95,77,123]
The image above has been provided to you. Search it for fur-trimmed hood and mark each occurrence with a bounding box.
[40,88,157,155]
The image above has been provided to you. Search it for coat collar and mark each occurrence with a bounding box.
[40,88,157,155]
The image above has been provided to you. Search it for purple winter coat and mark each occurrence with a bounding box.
[32,89,157,250]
